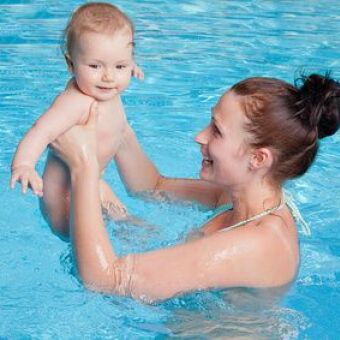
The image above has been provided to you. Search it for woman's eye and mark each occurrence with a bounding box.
[212,124,221,136]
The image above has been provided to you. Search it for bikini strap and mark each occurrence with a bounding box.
[219,195,286,233]
[283,190,311,236]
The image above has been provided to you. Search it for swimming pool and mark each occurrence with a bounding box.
[1,0,340,338]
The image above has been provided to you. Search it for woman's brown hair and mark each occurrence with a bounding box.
[231,73,340,183]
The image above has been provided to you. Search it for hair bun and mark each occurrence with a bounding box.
[295,73,340,139]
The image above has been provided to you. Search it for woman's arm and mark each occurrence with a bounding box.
[72,159,295,300]
[52,103,120,291]
[72,160,295,300]
[127,220,297,302]
[70,162,119,291]
[115,123,228,208]
[53,102,296,301]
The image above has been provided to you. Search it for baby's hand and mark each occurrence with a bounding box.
[132,64,144,81]
[10,165,43,197]
[102,200,128,221]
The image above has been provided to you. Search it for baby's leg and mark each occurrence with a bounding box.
[40,152,71,240]
[100,180,157,228]
[41,154,129,238]
[100,179,128,221]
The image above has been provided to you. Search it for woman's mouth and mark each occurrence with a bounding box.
[202,157,213,167]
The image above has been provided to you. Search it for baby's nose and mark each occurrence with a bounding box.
[103,68,115,82]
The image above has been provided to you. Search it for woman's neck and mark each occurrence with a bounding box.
[228,179,282,224]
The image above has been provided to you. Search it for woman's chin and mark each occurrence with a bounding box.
[199,166,212,181]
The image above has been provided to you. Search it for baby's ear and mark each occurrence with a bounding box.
[64,54,74,73]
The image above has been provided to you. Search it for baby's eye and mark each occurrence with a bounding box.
[116,65,127,70]
[89,64,100,69]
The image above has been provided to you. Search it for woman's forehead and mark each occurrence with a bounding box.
[213,91,243,118]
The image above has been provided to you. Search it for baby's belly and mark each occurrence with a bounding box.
[95,107,125,169]
[43,130,122,183]
[96,136,120,170]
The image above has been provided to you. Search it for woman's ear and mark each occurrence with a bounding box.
[249,147,273,170]
[64,54,74,73]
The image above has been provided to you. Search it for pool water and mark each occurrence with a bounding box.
[1,0,340,338]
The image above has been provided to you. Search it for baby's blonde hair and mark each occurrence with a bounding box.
[63,2,134,56]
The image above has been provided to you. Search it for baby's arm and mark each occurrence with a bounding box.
[10,89,92,195]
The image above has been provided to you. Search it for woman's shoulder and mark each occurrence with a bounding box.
[123,210,299,300]
[257,207,298,243]
[248,211,299,285]
[210,210,299,287]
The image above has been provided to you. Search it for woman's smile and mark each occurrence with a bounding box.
[201,154,213,168]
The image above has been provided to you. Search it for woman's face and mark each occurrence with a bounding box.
[195,90,253,187]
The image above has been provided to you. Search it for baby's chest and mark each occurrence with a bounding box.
[95,110,125,164]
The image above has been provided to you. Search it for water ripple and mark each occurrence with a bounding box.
[1,0,340,338]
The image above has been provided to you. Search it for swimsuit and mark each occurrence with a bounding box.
[208,191,311,235]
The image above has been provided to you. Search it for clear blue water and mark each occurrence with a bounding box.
[1,0,340,338]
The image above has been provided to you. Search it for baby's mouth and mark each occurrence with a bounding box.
[97,86,115,91]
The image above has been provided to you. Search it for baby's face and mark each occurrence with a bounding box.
[68,29,134,101]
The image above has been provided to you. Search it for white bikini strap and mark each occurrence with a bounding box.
[283,190,311,236]
[219,195,286,233]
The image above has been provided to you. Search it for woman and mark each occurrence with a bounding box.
[52,74,340,302]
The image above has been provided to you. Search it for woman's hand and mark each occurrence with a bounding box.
[51,101,99,171]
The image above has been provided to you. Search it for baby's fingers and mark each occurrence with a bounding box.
[20,175,29,194]
[137,69,144,80]
[30,176,44,197]
[10,173,19,189]
[132,66,144,81]
[136,71,144,80]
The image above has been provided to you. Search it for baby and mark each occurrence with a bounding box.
[10,2,143,238]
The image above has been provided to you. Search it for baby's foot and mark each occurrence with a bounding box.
[102,200,128,221]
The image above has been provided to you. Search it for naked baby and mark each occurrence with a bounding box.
[10,3,143,239]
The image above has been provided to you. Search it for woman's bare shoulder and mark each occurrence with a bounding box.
[124,215,298,301]
[248,212,299,285]
[205,211,299,287]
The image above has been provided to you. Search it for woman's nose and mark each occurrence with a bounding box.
[195,125,209,145]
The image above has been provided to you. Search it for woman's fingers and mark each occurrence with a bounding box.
[50,139,60,154]
[50,100,99,169]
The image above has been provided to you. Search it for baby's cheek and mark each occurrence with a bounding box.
[118,74,132,92]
